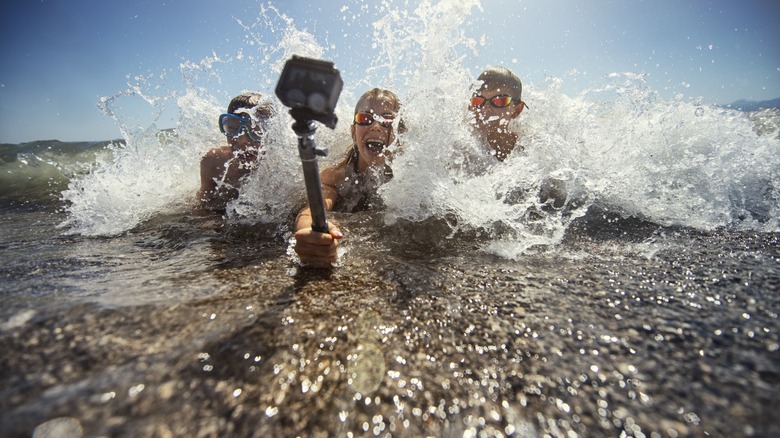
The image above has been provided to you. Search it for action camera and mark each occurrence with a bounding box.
[275,55,343,128]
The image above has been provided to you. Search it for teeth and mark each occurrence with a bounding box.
[366,141,385,151]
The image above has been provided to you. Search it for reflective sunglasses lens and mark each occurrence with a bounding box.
[354,113,373,125]
[470,96,486,108]
[491,96,512,107]
[378,113,395,126]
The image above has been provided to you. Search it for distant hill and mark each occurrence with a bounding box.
[727,97,780,111]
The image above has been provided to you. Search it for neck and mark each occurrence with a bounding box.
[354,146,387,174]
[483,130,518,161]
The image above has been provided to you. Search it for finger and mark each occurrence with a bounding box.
[295,229,336,246]
[295,245,337,264]
[294,242,337,257]
[328,223,344,239]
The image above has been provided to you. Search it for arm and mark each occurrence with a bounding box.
[197,148,235,211]
[293,164,344,267]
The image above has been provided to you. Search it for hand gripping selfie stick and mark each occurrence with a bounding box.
[275,56,343,233]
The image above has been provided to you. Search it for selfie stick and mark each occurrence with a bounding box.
[292,115,329,233]
[275,55,343,234]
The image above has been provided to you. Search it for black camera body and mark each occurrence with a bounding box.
[275,55,343,128]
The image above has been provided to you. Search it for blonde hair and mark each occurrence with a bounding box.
[354,88,402,114]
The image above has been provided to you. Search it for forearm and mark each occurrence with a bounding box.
[295,207,314,231]
[292,184,342,267]
[295,185,337,230]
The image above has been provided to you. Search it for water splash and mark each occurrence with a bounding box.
[569,73,779,231]
[385,64,779,258]
[58,0,779,254]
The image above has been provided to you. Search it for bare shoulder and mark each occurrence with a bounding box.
[320,162,346,186]
[200,146,233,185]
[200,146,233,173]
[320,157,349,186]
[202,146,232,162]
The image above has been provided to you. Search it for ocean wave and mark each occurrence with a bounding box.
[30,2,780,256]
[0,140,120,205]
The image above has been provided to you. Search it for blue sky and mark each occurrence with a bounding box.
[1,0,778,143]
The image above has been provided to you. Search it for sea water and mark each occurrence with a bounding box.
[1,1,779,437]
[55,2,780,243]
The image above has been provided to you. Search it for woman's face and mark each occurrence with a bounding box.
[351,96,398,170]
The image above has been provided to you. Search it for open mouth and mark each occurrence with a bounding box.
[365,140,386,154]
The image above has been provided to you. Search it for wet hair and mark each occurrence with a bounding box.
[476,66,523,101]
[354,88,406,133]
[227,92,274,120]
[354,88,402,114]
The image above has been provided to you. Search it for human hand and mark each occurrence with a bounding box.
[294,222,344,267]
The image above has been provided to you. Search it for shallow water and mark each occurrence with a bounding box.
[1,205,778,437]
[2,1,780,436]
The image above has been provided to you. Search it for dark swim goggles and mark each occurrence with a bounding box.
[218,113,265,142]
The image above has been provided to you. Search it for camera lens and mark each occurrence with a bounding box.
[285,89,306,107]
[307,93,326,113]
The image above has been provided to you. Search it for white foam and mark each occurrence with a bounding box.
[59,0,779,257]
